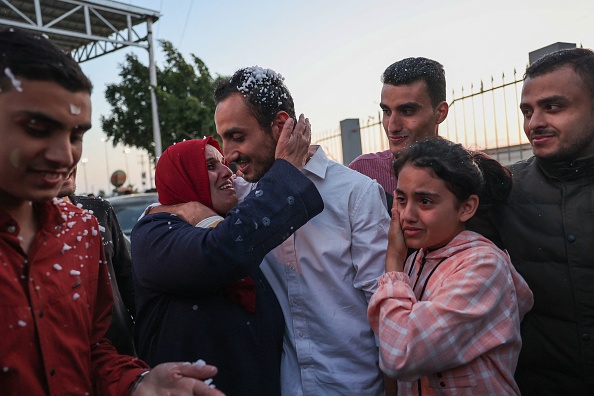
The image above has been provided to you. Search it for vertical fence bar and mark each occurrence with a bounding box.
[513,68,524,160]
[452,89,459,143]
[490,75,500,161]
[502,72,512,162]
[461,86,468,147]
[481,80,488,151]
[471,83,478,149]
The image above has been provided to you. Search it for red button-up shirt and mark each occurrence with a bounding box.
[0,198,147,395]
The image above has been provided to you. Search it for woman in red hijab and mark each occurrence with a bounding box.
[132,137,284,396]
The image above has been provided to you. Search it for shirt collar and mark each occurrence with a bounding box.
[537,153,594,181]
[303,145,329,179]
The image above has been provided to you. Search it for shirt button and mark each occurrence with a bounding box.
[582,333,591,341]
[287,196,295,205]
[440,382,446,387]
[436,372,443,378]
[7,225,16,233]
[38,311,43,318]
[567,234,576,243]
[49,369,56,376]
[262,217,270,226]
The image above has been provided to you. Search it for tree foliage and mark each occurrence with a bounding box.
[101,40,226,160]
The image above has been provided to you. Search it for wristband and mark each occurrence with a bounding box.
[128,370,150,395]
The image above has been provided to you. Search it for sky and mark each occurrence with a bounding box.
[75,0,594,195]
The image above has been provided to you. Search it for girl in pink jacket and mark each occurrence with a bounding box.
[368,137,533,395]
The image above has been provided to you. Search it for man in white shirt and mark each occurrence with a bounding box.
[214,66,390,396]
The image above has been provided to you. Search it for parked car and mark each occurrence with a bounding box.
[107,193,159,237]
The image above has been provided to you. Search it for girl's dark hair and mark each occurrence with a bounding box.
[393,137,511,213]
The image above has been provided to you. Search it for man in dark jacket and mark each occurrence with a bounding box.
[470,47,594,395]
[59,167,136,356]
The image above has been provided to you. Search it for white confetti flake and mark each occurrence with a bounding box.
[61,244,72,254]
[70,270,81,276]
[4,67,22,92]
[72,293,80,301]
[53,263,62,271]
[17,320,26,327]
[193,359,206,367]
[69,104,81,115]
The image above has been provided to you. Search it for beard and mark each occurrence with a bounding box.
[242,136,277,182]
[534,127,594,162]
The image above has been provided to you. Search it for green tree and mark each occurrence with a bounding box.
[102,40,225,159]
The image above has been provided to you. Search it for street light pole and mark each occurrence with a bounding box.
[101,137,110,194]
[81,157,89,195]
[124,148,131,187]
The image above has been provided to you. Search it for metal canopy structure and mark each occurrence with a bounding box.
[0,0,164,157]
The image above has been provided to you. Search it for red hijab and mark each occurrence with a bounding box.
[155,137,222,209]
[155,137,256,313]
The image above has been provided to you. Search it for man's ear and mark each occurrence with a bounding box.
[459,194,479,223]
[272,111,290,141]
[435,101,449,125]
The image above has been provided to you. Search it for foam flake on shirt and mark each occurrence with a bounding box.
[72,293,80,301]
[53,263,62,271]
[61,244,72,254]
[17,320,26,327]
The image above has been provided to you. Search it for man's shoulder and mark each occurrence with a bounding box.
[349,150,393,167]
[326,158,377,183]
[70,195,113,211]
[508,156,536,175]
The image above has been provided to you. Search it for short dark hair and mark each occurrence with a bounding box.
[381,57,446,108]
[525,47,594,99]
[394,137,511,213]
[214,66,296,134]
[0,28,92,93]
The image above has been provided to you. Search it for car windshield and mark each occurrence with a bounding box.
[108,194,158,236]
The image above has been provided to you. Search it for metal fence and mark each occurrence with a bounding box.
[441,68,532,164]
[315,68,534,166]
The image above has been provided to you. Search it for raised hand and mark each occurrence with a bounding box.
[386,193,407,273]
[149,202,218,226]
[274,114,311,170]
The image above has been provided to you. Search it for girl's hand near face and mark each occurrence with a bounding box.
[386,193,407,273]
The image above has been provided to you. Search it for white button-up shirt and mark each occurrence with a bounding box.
[237,147,390,395]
